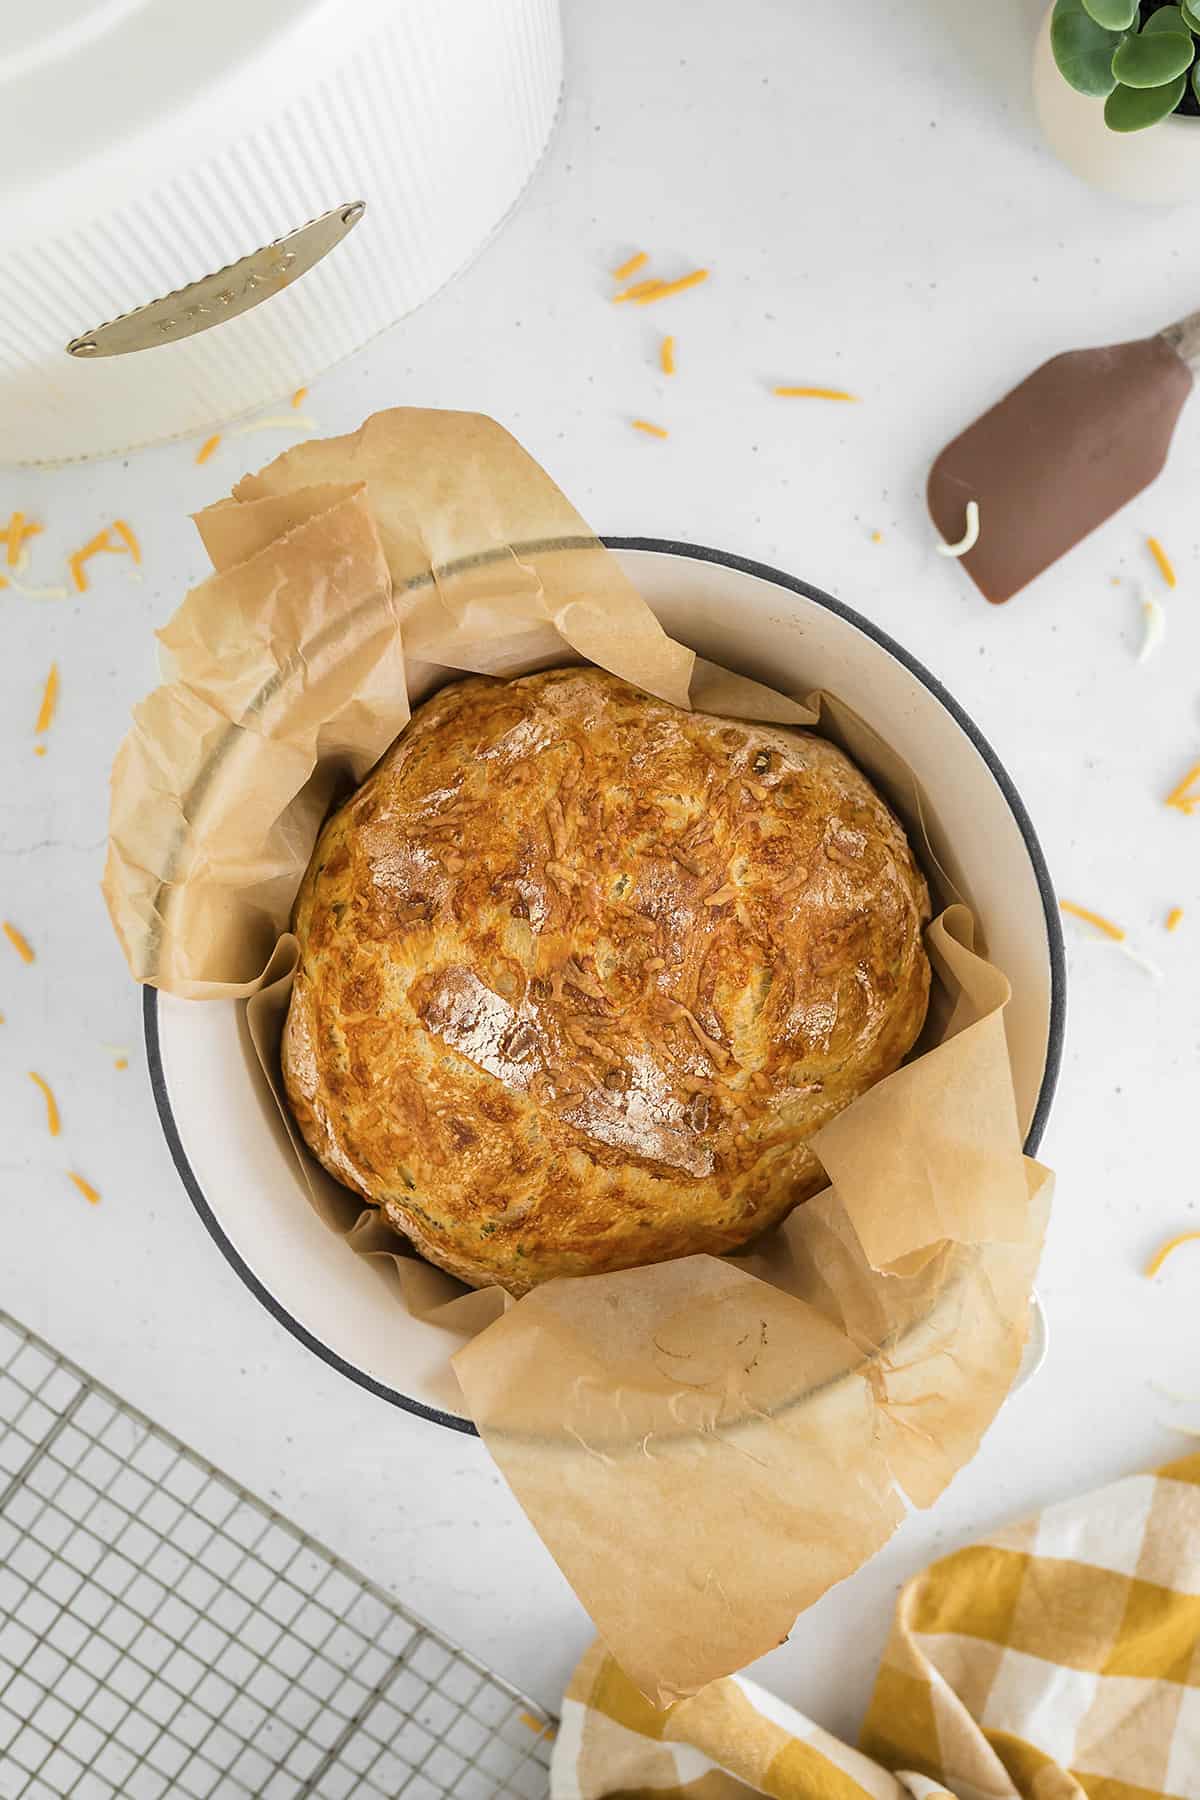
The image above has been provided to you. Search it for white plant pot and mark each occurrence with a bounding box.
[1033,3,1200,202]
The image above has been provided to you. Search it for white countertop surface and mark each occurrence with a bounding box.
[4,0,1200,1746]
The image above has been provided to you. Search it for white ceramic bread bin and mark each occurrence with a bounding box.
[0,0,563,464]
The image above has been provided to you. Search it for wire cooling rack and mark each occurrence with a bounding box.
[0,1311,555,1799]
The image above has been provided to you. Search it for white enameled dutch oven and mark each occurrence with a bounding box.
[145,543,1065,1431]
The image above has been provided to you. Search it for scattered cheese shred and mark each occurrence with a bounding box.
[519,1713,556,1740]
[1138,595,1166,664]
[612,277,665,304]
[1112,939,1163,981]
[29,1072,60,1137]
[871,530,883,544]
[233,414,317,436]
[1146,1231,1200,1277]
[1166,906,1184,932]
[114,1057,128,1071]
[68,528,119,593]
[612,250,648,281]
[34,745,46,758]
[773,385,859,401]
[615,268,709,305]
[291,386,308,408]
[660,334,676,376]
[4,512,42,567]
[0,574,7,589]
[1166,761,1200,816]
[112,519,141,564]
[3,921,34,963]
[35,663,58,736]
[7,573,70,601]
[195,434,222,465]
[68,1172,101,1206]
[937,499,981,559]
[1059,898,1125,941]
[641,267,708,302]
[631,419,669,439]
[1147,535,1177,589]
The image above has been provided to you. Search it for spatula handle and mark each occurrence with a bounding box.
[1161,308,1200,371]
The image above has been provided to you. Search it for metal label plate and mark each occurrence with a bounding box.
[66,201,366,358]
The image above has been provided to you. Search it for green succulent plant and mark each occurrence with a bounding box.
[1052,0,1200,129]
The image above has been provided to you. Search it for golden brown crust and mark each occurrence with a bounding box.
[283,668,931,1295]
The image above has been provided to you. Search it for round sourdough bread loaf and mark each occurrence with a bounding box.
[282,667,931,1295]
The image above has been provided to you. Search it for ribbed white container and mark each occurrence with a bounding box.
[0,0,563,464]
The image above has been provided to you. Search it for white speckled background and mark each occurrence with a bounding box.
[3,0,1198,1740]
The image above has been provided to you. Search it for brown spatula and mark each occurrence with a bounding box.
[928,309,1200,604]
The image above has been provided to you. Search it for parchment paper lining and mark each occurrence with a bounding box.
[104,409,1049,1703]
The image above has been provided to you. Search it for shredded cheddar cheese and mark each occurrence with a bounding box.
[1166,761,1200,815]
[631,419,669,438]
[291,386,308,408]
[1167,907,1184,932]
[112,519,141,564]
[612,250,648,281]
[615,269,709,305]
[29,1072,60,1137]
[637,268,708,302]
[34,745,46,758]
[1146,1231,1200,1277]
[35,663,58,736]
[195,434,222,465]
[3,921,34,964]
[0,575,6,589]
[68,1172,101,1205]
[519,1713,555,1740]
[660,334,676,376]
[612,277,664,303]
[1147,535,1176,589]
[871,530,883,544]
[773,385,859,401]
[114,1057,129,1071]
[4,512,42,567]
[68,528,120,593]
[1059,898,1125,941]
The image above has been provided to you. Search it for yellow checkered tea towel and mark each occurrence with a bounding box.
[552,1453,1200,1799]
